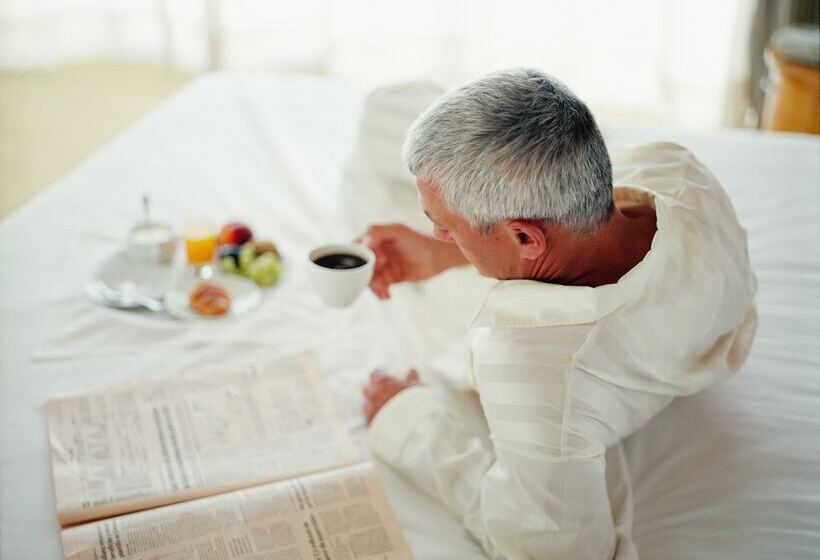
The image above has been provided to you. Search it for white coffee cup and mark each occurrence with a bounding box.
[307,243,375,307]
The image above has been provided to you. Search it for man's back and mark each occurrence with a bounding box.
[368,142,757,559]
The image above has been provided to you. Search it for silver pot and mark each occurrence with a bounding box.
[127,222,177,264]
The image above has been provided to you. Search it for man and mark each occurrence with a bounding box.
[359,69,757,559]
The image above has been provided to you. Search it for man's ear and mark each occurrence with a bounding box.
[506,220,547,260]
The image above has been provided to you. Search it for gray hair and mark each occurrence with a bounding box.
[404,68,613,233]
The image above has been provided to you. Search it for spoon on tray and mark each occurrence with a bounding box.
[85,280,166,313]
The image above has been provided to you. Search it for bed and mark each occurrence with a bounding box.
[1,74,818,559]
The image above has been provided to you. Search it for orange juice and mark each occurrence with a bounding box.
[184,227,217,266]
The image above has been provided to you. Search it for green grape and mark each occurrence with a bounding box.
[239,242,256,274]
[221,256,237,274]
[249,253,282,286]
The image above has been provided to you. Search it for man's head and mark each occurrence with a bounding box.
[405,68,613,278]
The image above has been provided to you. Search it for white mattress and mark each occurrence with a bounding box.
[1,74,818,560]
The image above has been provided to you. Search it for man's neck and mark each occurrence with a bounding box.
[520,208,657,287]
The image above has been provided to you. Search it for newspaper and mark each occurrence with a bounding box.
[48,353,413,559]
[48,354,362,526]
[61,462,413,560]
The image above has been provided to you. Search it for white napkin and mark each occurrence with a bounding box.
[34,231,343,361]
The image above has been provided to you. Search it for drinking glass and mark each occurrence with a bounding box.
[184,223,217,279]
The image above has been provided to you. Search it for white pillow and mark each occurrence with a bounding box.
[341,81,444,234]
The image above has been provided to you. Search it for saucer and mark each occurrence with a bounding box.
[87,250,173,308]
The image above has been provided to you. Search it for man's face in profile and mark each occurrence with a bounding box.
[417,179,520,279]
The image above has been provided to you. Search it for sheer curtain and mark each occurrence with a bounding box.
[0,0,755,127]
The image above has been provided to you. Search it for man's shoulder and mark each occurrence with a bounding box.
[613,140,694,159]
[613,141,708,176]
[611,140,724,201]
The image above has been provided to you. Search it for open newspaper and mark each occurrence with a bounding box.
[47,353,413,560]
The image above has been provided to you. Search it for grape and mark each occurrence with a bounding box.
[249,253,281,286]
[239,242,256,274]
[255,240,280,259]
[220,256,237,273]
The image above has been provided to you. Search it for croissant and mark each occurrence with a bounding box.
[189,283,231,316]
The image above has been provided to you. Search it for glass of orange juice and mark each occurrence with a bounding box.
[184,223,217,277]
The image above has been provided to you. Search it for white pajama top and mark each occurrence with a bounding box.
[368,142,758,560]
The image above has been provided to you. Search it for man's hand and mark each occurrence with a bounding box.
[357,224,466,299]
[362,369,421,424]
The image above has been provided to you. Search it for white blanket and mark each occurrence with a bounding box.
[1,74,818,560]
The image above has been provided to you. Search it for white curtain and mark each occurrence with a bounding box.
[0,0,755,127]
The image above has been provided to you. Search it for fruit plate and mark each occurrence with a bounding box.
[164,272,262,321]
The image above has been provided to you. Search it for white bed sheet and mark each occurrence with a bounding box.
[1,74,818,560]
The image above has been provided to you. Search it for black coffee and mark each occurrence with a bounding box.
[314,253,367,270]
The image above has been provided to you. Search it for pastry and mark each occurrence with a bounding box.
[189,283,231,316]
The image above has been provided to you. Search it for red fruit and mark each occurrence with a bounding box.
[218,223,253,247]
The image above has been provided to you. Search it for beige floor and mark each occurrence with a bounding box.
[0,63,191,219]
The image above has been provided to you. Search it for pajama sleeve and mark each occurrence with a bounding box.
[367,324,617,560]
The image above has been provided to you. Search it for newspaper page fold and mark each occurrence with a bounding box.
[61,462,412,560]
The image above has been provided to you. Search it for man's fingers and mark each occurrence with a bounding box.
[364,224,404,242]
[358,227,392,255]
[370,272,386,292]
[360,225,408,300]
[370,276,391,299]
[370,244,388,265]
[368,247,398,298]
[371,252,404,299]
[370,370,390,383]
[375,284,390,299]
[363,402,375,424]
[362,366,414,425]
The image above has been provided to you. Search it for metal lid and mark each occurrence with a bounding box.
[771,24,820,68]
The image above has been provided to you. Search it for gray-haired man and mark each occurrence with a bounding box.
[360,69,757,559]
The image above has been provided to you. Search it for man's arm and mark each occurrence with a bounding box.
[367,325,617,560]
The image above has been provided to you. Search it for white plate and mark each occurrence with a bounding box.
[89,250,173,304]
[164,272,263,320]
